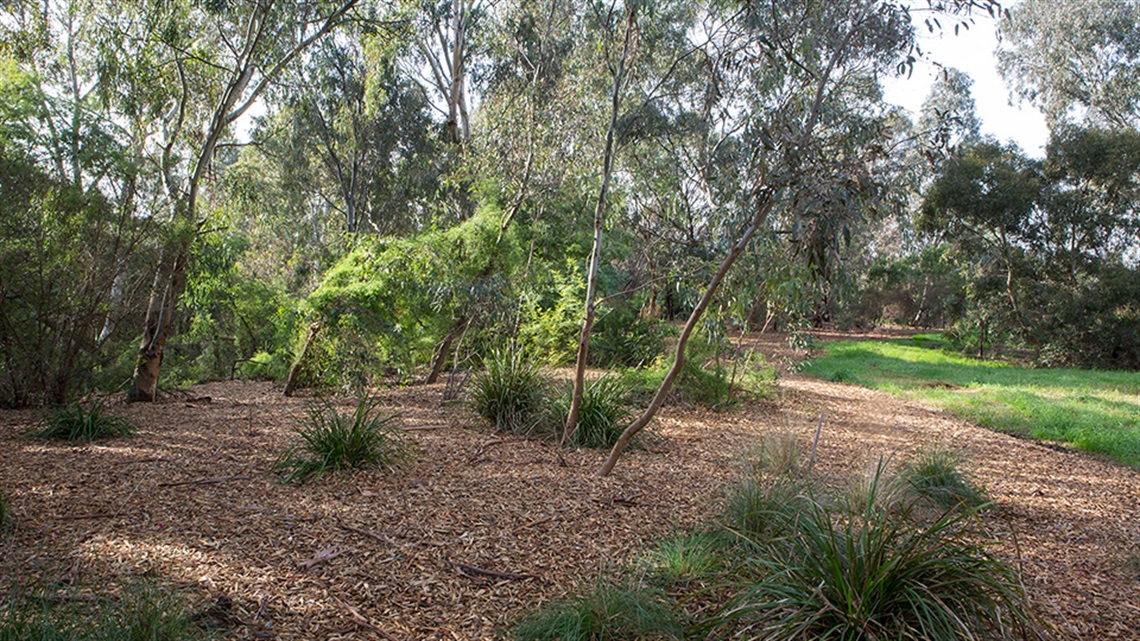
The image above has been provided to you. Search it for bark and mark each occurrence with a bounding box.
[561,6,637,447]
[426,318,468,384]
[284,322,322,397]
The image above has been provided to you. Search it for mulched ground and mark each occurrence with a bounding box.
[1,333,1138,640]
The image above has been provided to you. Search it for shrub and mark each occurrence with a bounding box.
[590,310,667,368]
[273,396,411,483]
[622,357,732,408]
[557,375,633,448]
[714,472,1039,641]
[34,402,135,441]
[468,347,552,435]
[514,577,684,641]
[898,448,988,511]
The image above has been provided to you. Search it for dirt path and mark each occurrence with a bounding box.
[1,346,1138,639]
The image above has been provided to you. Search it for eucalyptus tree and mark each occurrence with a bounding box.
[406,0,487,144]
[599,0,1003,476]
[114,0,365,401]
[999,0,1140,130]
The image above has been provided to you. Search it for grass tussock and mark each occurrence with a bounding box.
[898,448,988,510]
[273,396,411,483]
[514,438,1046,641]
[514,577,684,641]
[33,402,135,441]
[0,580,209,641]
[468,347,552,434]
[557,375,634,449]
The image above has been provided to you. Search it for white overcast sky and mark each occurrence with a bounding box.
[881,6,1051,157]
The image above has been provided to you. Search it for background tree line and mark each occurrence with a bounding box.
[1,0,1137,411]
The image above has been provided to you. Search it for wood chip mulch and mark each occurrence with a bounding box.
[1,336,1138,639]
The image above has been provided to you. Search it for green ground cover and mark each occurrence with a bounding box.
[799,337,1140,467]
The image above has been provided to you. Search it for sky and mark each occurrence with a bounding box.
[881,8,1051,157]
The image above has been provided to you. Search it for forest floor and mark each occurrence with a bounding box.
[1,331,1138,640]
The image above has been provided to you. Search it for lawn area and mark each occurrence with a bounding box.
[799,337,1140,468]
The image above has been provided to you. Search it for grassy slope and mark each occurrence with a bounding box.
[799,337,1140,467]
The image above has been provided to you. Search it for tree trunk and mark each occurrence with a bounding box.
[129,243,189,402]
[284,322,321,397]
[561,6,637,447]
[426,318,467,384]
[599,187,781,476]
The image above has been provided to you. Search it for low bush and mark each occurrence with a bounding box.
[273,396,411,483]
[514,577,684,641]
[34,402,135,441]
[556,375,633,448]
[622,357,732,408]
[468,347,552,435]
[590,310,668,368]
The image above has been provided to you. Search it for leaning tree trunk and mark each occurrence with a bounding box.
[598,188,781,476]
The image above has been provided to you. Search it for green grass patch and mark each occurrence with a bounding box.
[33,402,135,442]
[514,576,684,641]
[0,580,213,641]
[800,339,1140,467]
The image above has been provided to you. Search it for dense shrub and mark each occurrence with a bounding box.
[273,396,411,483]
[590,308,668,368]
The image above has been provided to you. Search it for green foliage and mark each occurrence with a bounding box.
[621,356,732,409]
[468,347,552,435]
[514,577,684,641]
[590,309,667,368]
[802,339,1140,467]
[716,488,1037,640]
[557,375,633,449]
[0,580,207,641]
[898,448,988,510]
[237,350,292,381]
[273,396,411,483]
[34,402,135,442]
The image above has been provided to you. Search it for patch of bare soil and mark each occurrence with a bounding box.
[1,336,1138,640]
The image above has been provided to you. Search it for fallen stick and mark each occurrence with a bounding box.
[445,559,535,581]
[158,475,250,488]
[297,546,348,569]
[513,515,555,533]
[335,598,400,641]
[337,520,398,547]
[52,512,111,520]
[403,425,449,432]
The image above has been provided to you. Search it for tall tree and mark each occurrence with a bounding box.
[999,0,1140,130]
[123,0,362,401]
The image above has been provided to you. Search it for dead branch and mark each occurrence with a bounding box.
[158,475,250,488]
[445,559,535,581]
[297,546,349,569]
[337,520,398,547]
[335,597,400,641]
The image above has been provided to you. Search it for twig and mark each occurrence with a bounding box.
[335,597,400,641]
[445,559,535,581]
[469,438,521,463]
[805,411,825,477]
[52,512,111,520]
[513,515,555,533]
[297,546,348,569]
[403,425,449,432]
[337,520,398,547]
[158,475,250,488]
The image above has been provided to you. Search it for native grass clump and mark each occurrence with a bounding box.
[33,402,135,441]
[513,437,1045,641]
[274,396,412,483]
[468,346,554,435]
[555,374,634,448]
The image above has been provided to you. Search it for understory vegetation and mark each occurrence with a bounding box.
[0,579,213,641]
[513,438,1044,640]
[32,402,136,442]
[802,338,1140,467]
[273,396,412,483]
